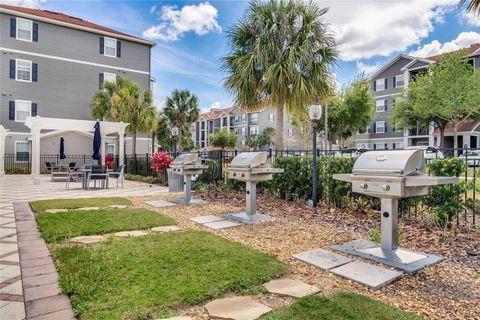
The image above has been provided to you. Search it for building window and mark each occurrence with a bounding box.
[15,141,31,163]
[250,126,259,135]
[250,113,258,122]
[16,18,33,42]
[103,72,116,84]
[375,78,385,91]
[234,115,239,122]
[375,99,385,112]
[241,114,247,122]
[241,140,246,145]
[288,128,294,137]
[268,113,274,122]
[104,37,117,58]
[395,75,404,87]
[241,127,246,135]
[15,100,31,122]
[16,59,32,82]
[106,143,115,155]
[375,121,385,134]
[375,143,385,150]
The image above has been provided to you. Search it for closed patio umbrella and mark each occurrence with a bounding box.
[92,121,101,160]
[59,137,66,159]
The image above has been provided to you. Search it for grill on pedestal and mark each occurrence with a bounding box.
[224,152,284,224]
[169,153,207,205]
[333,149,458,273]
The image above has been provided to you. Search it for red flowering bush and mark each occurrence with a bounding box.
[151,151,172,173]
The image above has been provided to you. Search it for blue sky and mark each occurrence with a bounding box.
[14,0,480,111]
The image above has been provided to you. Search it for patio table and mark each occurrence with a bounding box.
[77,168,91,190]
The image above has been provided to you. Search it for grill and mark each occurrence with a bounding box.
[224,152,284,223]
[169,153,207,205]
[333,150,458,273]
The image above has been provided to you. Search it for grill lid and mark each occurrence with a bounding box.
[352,150,424,176]
[172,153,198,165]
[230,152,268,168]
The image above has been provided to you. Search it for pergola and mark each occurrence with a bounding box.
[24,116,129,184]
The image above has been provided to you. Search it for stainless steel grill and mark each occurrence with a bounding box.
[169,153,207,205]
[224,152,284,223]
[333,149,458,273]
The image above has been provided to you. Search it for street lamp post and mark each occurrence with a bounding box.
[171,126,179,157]
[309,96,322,208]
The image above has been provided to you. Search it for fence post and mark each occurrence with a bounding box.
[146,153,149,176]
[134,154,138,175]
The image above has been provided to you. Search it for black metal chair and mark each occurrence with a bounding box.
[68,162,77,171]
[45,162,58,175]
[88,165,108,189]
[108,165,124,188]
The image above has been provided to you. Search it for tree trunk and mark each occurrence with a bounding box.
[132,131,137,155]
[151,132,156,154]
[275,101,284,150]
[453,122,458,157]
[439,127,445,149]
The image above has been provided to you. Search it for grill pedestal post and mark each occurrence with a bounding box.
[381,198,399,251]
[184,174,192,204]
[246,181,256,216]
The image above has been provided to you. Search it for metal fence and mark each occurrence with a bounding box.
[3,147,478,227]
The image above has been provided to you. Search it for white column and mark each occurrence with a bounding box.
[428,121,435,146]
[403,129,409,148]
[227,115,231,130]
[463,134,470,149]
[0,126,8,177]
[119,129,125,166]
[31,126,41,184]
[100,124,106,166]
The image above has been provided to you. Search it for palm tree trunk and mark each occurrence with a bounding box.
[132,131,137,155]
[151,132,156,154]
[275,101,284,150]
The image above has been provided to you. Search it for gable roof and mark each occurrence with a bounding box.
[400,57,435,71]
[433,121,480,134]
[199,107,233,121]
[370,54,417,79]
[0,4,155,46]
[426,43,480,61]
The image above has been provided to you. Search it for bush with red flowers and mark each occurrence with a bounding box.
[151,151,172,174]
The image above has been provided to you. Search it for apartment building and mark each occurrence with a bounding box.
[192,106,300,150]
[0,4,156,163]
[356,43,480,151]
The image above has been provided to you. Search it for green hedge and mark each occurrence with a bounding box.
[5,167,31,174]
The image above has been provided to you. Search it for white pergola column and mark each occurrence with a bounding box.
[0,126,8,177]
[31,125,41,185]
[119,128,125,166]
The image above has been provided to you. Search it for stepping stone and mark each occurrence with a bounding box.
[159,317,192,320]
[330,260,403,290]
[294,248,353,270]
[264,278,320,298]
[151,226,181,233]
[44,209,68,213]
[190,215,224,224]
[170,198,208,205]
[203,220,241,230]
[115,230,149,238]
[77,207,100,211]
[108,205,128,209]
[145,200,176,208]
[205,296,271,320]
[70,235,107,244]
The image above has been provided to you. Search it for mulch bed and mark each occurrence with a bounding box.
[131,189,480,320]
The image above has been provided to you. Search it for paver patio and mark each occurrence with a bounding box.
[0,174,167,319]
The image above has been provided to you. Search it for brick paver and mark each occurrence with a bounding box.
[0,174,168,319]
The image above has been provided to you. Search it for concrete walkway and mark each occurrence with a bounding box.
[0,175,167,319]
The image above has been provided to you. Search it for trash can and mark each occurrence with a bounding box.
[167,168,184,192]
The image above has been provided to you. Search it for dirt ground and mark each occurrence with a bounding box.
[130,189,480,320]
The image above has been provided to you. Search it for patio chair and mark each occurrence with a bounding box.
[108,165,124,188]
[68,162,77,171]
[88,165,109,189]
[45,162,58,175]
[65,166,83,190]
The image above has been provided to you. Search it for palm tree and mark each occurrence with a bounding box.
[460,0,480,14]
[163,89,200,152]
[117,81,158,154]
[222,0,337,150]
[90,77,130,121]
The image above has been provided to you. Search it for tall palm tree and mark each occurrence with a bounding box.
[222,0,337,150]
[460,0,480,14]
[117,81,158,154]
[90,77,130,121]
[163,89,200,152]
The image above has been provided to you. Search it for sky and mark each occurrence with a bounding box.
[6,0,480,112]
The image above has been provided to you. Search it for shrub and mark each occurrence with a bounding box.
[124,174,164,185]
[151,151,172,174]
[5,167,31,174]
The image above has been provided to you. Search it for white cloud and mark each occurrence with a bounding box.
[2,0,45,8]
[209,101,221,109]
[149,4,157,15]
[143,2,221,41]
[318,0,457,61]
[461,11,480,27]
[356,61,382,75]
[409,31,480,57]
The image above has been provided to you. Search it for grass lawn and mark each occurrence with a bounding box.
[263,292,422,320]
[53,231,288,320]
[30,197,132,212]
[37,208,176,242]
